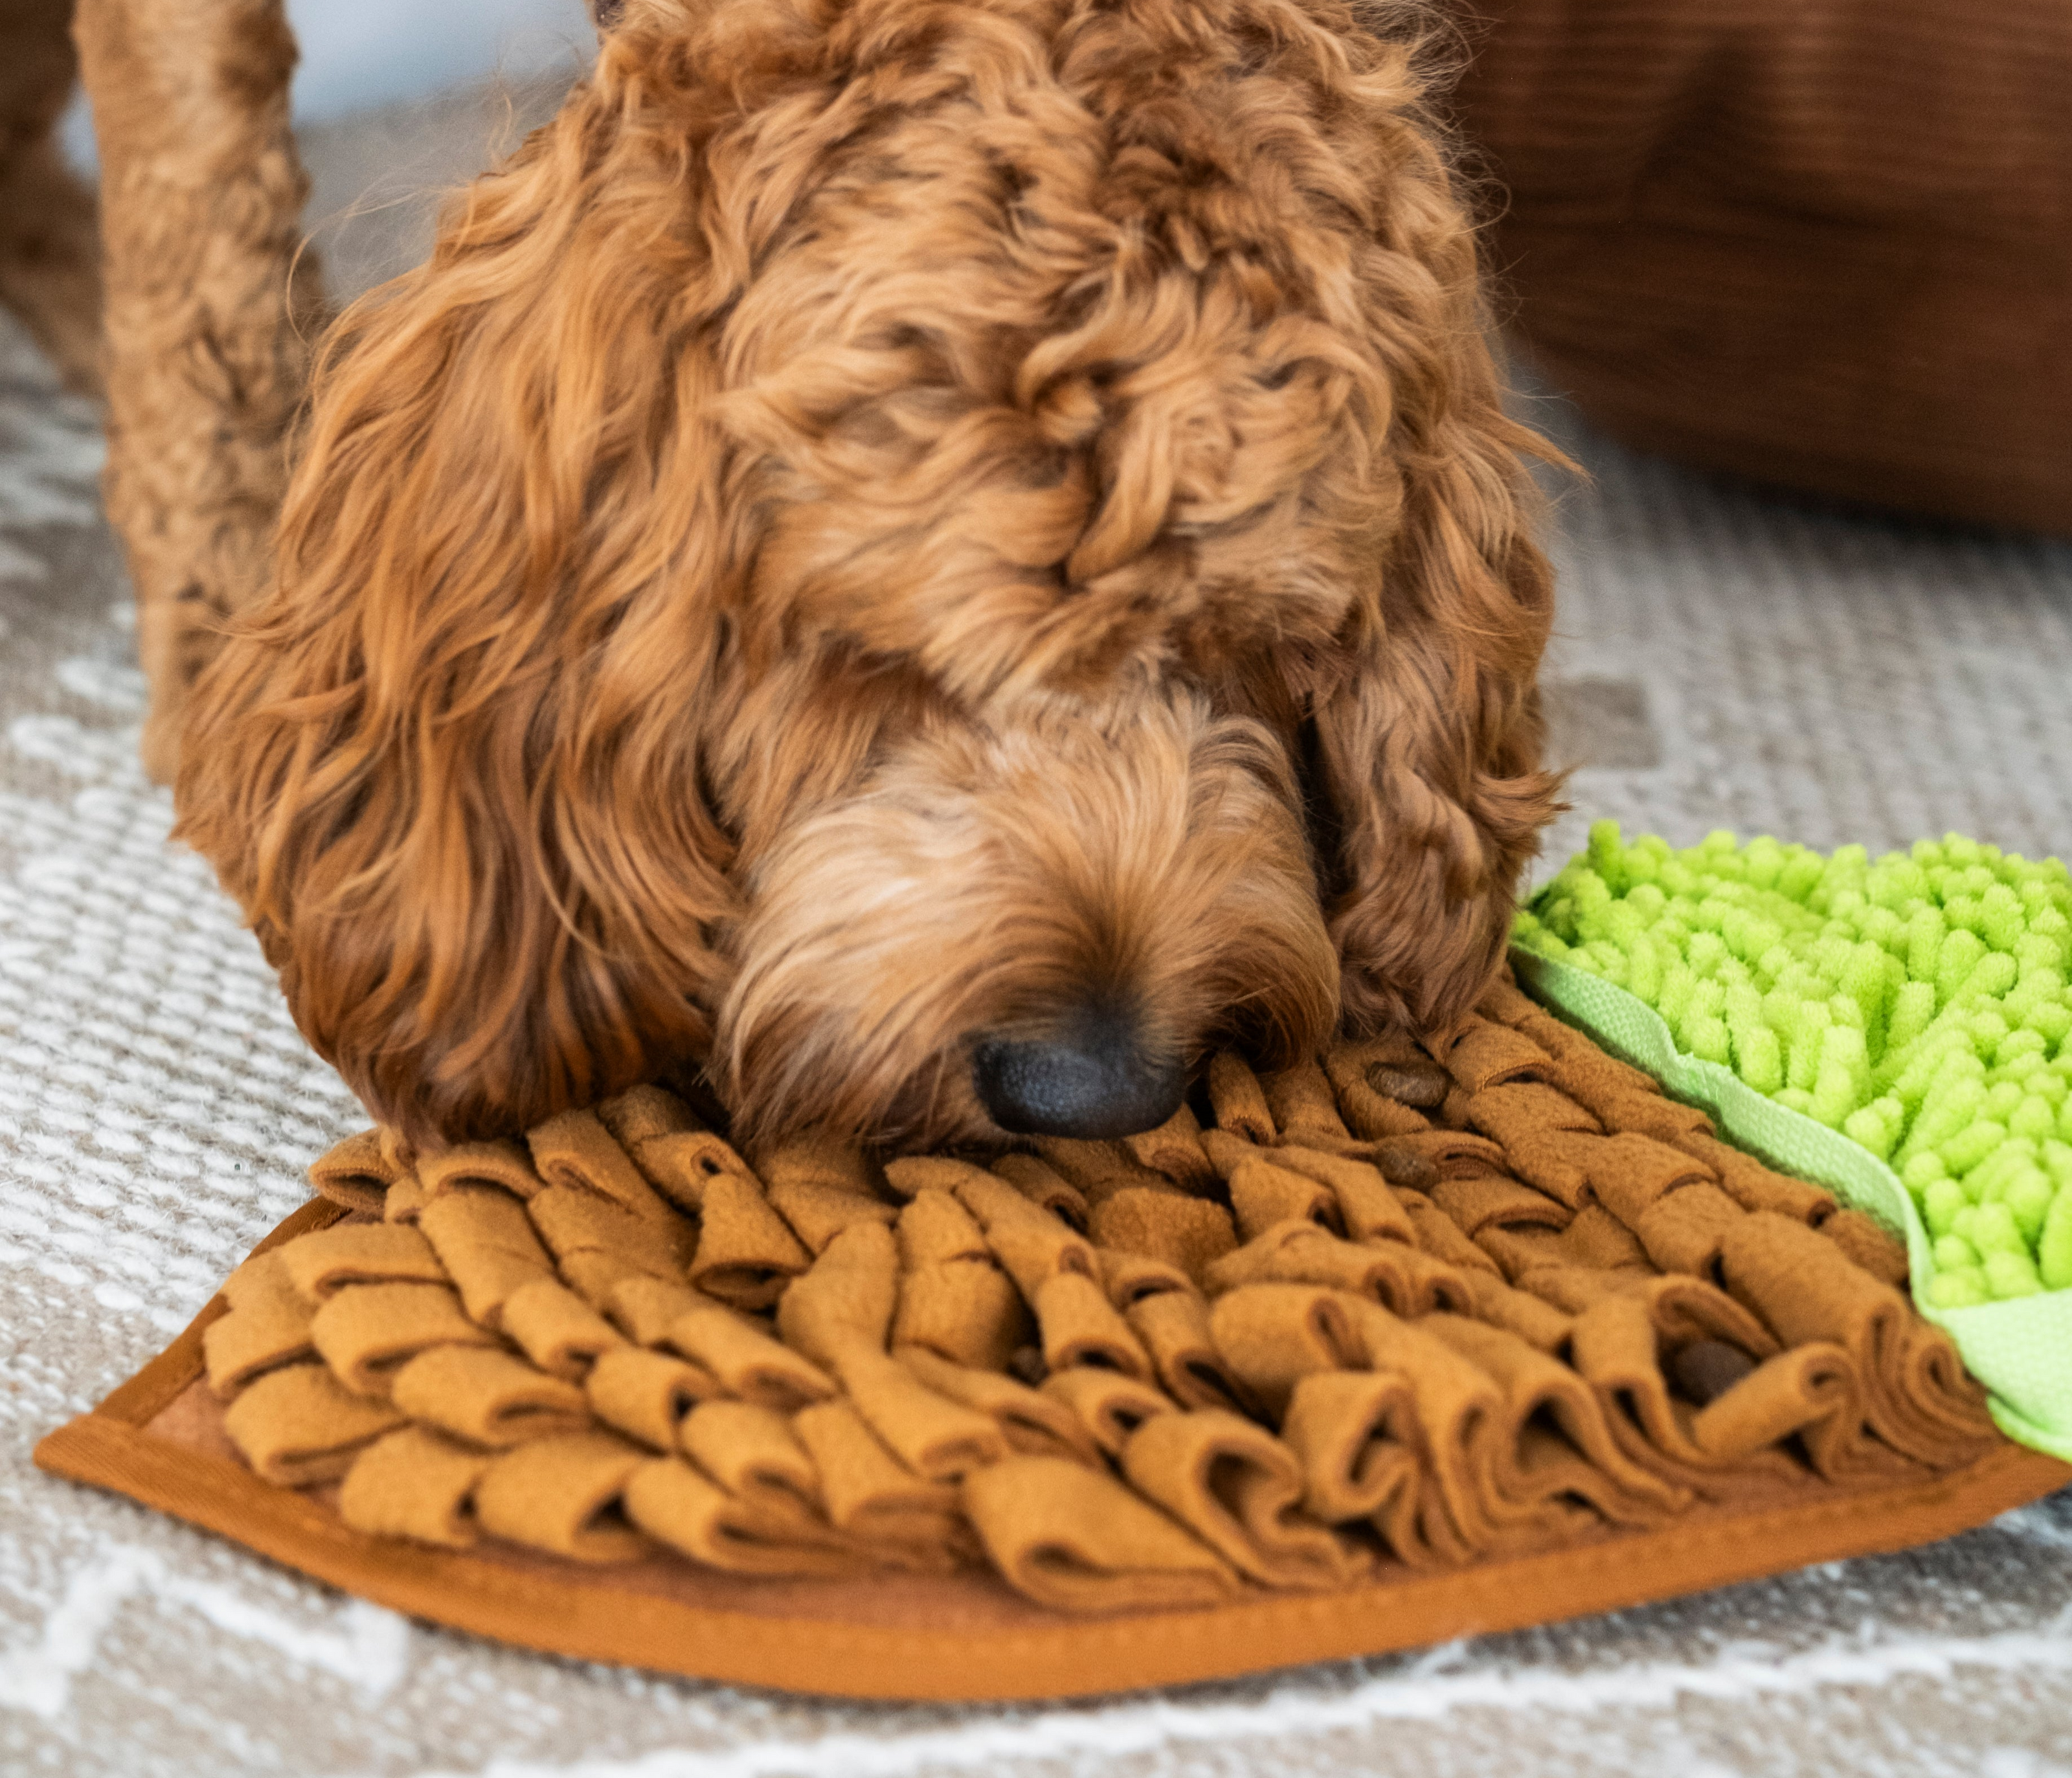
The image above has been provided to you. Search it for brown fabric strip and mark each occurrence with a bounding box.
[34,1268,2067,1702]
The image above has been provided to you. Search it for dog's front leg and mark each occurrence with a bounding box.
[72,0,328,782]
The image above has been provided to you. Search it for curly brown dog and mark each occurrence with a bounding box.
[61,0,1560,1154]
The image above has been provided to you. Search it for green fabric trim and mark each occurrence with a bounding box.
[1515,945,2072,1462]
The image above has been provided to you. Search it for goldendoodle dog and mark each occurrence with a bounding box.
[69,0,1561,1154]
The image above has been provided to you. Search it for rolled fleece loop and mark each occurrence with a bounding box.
[279,1223,447,1301]
[895,1346,1103,1466]
[605,1275,703,1346]
[1087,1187,1239,1281]
[985,1152,1089,1229]
[388,1343,590,1448]
[686,1173,810,1309]
[1205,1283,1363,1418]
[1120,1103,1217,1191]
[944,1166,1098,1298]
[1029,1137,1173,1205]
[623,1459,862,1577]
[1033,1270,1154,1381]
[889,1259,1028,1372]
[219,962,2010,1612]
[417,1188,554,1330]
[527,1109,674,1224]
[472,1430,653,1563]
[583,1347,716,1450]
[500,1277,628,1380]
[962,1456,1239,1613]
[791,1400,964,1562]
[761,1165,899,1257]
[661,1306,835,1412]
[339,1426,493,1548]
[308,1282,497,1397]
[679,1399,824,1519]
[1123,1288,1254,1414]
[414,1138,543,1204]
[306,1130,405,1215]
[221,1364,405,1487]
[1206,1221,1474,1318]
[1281,1367,1423,1538]
[1418,1313,1690,1526]
[1120,1408,1362,1590]
[203,1250,315,1397]
[1039,1366,1177,1457]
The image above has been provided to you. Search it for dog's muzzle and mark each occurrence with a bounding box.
[971,1001,1186,1140]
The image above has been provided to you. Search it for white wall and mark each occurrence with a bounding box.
[284,0,592,120]
[64,0,594,166]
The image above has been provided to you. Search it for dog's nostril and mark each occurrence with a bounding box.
[972,1007,1186,1140]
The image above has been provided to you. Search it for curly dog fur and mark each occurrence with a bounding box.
[143,0,1555,1151]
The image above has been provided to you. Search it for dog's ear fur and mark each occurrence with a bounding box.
[1305,93,1564,1041]
[174,49,740,1148]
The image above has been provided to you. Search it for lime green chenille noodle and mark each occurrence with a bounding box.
[1520,822,2072,1300]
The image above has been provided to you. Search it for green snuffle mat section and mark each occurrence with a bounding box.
[1515,945,2072,1461]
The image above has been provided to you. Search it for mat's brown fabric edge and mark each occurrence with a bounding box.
[34,1202,2072,1702]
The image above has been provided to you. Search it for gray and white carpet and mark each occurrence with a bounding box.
[5,82,2072,1778]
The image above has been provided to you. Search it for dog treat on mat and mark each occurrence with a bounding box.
[207,969,2005,1617]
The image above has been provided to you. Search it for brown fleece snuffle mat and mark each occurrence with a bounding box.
[36,971,2070,1699]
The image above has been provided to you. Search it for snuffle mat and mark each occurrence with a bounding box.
[34,829,2072,1701]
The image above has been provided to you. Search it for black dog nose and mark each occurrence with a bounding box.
[973,1007,1186,1140]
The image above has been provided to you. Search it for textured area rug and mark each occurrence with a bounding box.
[6,82,2072,1778]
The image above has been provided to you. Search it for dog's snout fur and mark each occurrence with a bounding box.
[173,0,1562,1152]
[717,692,1338,1145]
